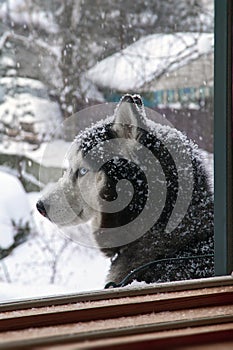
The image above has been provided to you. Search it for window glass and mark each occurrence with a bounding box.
[0,0,214,301]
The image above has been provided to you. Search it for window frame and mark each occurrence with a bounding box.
[214,0,233,275]
[0,276,233,349]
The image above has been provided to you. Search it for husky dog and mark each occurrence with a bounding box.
[37,94,214,286]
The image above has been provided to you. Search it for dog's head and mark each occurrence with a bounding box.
[36,93,196,248]
[36,94,152,232]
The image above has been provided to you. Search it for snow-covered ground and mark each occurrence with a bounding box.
[0,171,110,301]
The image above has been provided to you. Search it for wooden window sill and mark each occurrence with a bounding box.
[0,276,233,349]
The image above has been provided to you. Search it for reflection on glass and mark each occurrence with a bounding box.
[0,0,214,301]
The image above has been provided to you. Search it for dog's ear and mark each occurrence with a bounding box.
[113,94,146,139]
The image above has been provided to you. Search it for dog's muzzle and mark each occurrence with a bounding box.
[36,200,48,218]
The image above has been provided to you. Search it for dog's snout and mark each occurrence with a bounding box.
[36,200,48,218]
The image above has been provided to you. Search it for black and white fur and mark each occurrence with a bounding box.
[37,94,214,286]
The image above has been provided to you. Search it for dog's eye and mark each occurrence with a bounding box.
[79,167,89,176]
[74,167,89,180]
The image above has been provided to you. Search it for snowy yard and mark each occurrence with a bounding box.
[0,171,110,301]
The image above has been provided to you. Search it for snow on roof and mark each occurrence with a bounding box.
[0,139,71,169]
[86,32,214,91]
[0,76,46,90]
[0,77,62,136]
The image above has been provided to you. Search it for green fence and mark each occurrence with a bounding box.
[103,86,213,108]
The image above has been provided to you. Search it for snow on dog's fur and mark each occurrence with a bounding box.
[37,94,214,286]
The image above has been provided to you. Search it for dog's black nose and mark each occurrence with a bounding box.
[36,200,48,218]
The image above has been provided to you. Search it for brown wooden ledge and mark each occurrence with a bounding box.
[0,276,232,349]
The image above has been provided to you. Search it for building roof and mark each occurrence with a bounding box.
[86,32,214,92]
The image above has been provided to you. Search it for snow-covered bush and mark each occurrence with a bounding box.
[0,171,32,257]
